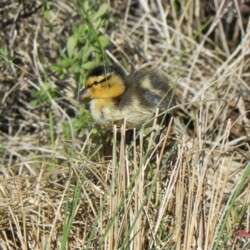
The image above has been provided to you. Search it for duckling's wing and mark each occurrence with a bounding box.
[117,70,174,110]
[133,70,174,110]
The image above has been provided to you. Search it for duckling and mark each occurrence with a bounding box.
[79,64,174,129]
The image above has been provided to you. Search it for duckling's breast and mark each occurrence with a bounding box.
[90,98,154,129]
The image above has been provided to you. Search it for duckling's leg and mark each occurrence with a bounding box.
[125,129,136,144]
[101,131,113,160]
[116,129,136,145]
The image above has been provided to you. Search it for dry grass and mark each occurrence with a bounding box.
[0,0,250,249]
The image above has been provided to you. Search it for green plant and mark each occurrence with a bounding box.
[29,83,59,108]
[50,1,109,88]
[62,106,91,139]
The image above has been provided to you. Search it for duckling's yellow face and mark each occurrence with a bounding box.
[80,65,127,99]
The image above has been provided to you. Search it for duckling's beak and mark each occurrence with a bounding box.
[79,88,91,99]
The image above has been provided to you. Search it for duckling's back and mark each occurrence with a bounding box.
[119,69,174,110]
[116,69,174,127]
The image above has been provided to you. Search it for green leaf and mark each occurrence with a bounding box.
[67,35,78,58]
[83,1,90,12]
[43,10,52,21]
[71,64,81,73]
[50,65,61,72]
[82,61,98,70]
[98,35,109,48]
[91,3,108,21]
[29,99,38,108]
[57,58,73,68]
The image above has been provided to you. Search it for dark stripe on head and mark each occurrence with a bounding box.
[86,74,112,88]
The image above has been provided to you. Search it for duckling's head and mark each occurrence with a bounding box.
[79,65,127,99]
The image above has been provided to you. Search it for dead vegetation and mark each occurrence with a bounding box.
[0,0,250,249]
